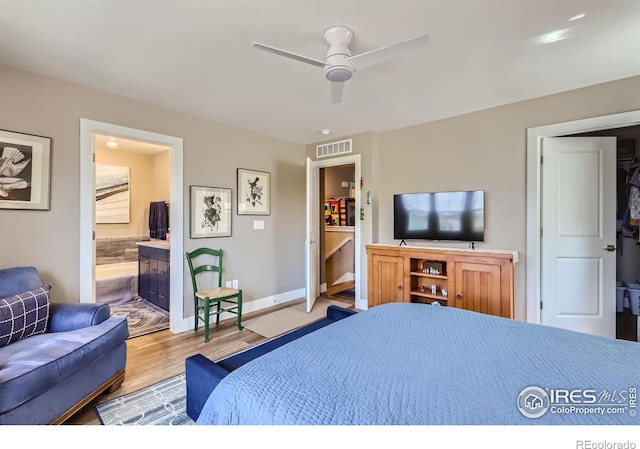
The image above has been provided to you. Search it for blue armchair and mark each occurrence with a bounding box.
[0,266,129,424]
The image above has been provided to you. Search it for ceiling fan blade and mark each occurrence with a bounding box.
[330,81,344,104]
[347,34,430,71]
[251,42,327,68]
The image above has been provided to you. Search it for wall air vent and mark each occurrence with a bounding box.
[316,139,352,158]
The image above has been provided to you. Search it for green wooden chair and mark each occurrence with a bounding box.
[185,248,243,342]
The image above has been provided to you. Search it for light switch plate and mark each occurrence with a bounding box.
[253,220,264,230]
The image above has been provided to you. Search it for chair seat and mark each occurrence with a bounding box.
[196,287,241,300]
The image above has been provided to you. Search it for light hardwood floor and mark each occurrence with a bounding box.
[65,294,355,425]
[65,304,278,425]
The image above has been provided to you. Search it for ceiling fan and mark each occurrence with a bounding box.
[251,26,430,104]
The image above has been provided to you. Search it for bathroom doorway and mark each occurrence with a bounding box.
[93,135,172,337]
[79,119,185,335]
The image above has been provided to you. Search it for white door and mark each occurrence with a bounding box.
[541,136,617,338]
[305,157,320,312]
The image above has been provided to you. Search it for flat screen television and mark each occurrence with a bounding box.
[394,190,485,242]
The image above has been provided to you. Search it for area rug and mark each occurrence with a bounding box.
[95,374,194,425]
[243,297,352,338]
[110,298,169,339]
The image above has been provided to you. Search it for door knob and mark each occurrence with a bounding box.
[603,245,616,252]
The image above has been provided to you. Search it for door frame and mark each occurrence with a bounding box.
[305,157,319,312]
[79,119,185,333]
[307,154,363,310]
[526,110,640,325]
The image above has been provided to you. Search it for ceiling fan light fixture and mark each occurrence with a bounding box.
[251,25,430,104]
[325,66,353,82]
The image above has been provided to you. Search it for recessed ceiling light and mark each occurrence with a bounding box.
[319,129,332,136]
[569,13,586,21]
[106,139,118,148]
[535,28,572,45]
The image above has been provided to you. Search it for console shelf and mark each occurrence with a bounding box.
[367,244,517,319]
[409,272,447,280]
[410,290,448,301]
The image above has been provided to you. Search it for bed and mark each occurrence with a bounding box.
[196,302,640,425]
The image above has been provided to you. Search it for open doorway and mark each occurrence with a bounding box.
[321,164,356,303]
[93,134,172,337]
[79,119,185,335]
[305,154,361,313]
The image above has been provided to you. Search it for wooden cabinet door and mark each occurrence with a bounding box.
[369,254,405,307]
[157,259,170,311]
[453,262,503,317]
[157,282,169,311]
[138,255,150,302]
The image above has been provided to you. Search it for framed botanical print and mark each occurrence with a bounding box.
[237,168,270,215]
[190,185,232,238]
[0,129,52,210]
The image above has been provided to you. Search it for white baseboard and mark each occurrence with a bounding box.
[172,287,306,334]
[331,272,354,285]
[355,298,368,311]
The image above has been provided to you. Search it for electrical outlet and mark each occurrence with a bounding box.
[225,281,232,288]
[232,279,239,289]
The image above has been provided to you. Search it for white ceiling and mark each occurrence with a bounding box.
[1,1,639,144]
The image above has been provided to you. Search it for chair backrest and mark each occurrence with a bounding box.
[185,248,224,294]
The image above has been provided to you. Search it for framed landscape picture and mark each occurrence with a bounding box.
[237,168,270,215]
[95,163,130,223]
[190,185,232,238]
[0,129,51,210]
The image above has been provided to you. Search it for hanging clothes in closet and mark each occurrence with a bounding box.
[628,165,640,220]
[618,167,629,220]
[620,159,640,240]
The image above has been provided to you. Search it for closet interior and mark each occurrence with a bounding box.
[575,126,640,342]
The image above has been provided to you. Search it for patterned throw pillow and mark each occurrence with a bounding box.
[0,285,51,347]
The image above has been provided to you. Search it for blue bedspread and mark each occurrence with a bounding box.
[197,303,640,425]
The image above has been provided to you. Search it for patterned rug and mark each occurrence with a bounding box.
[95,374,194,425]
[110,298,169,339]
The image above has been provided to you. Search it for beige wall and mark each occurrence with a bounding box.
[325,228,355,286]
[308,76,640,320]
[95,147,171,239]
[324,166,355,199]
[151,150,171,204]
[378,76,640,320]
[0,64,305,307]
[2,60,638,320]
